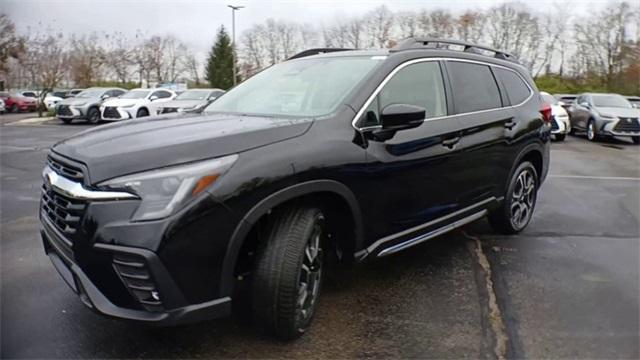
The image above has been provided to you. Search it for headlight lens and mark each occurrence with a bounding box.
[120,103,136,108]
[99,154,238,221]
[600,113,617,120]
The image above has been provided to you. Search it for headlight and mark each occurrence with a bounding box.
[120,103,136,108]
[99,154,238,221]
[600,113,617,120]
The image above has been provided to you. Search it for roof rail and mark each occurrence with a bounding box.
[287,48,354,60]
[391,38,519,64]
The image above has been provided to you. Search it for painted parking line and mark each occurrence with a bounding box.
[548,174,640,181]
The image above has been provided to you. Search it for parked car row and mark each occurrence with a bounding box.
[0,92,38,113]
[544,92,640,144]
[56,87,224,124]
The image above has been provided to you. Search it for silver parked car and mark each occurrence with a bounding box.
[569,93,640,144]
[156,88,225,115]
[57,87,126,124]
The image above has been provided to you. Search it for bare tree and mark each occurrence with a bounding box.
[486,3,542,69]
[104,31,134,84]
[397,11,420,39]
[364,5,394,48]
[0,14,25,77]
[68,33,106,87]
[456,11,486,43]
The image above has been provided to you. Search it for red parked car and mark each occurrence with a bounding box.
[0,92,38,113]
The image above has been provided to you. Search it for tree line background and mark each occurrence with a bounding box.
[1,1,638,96]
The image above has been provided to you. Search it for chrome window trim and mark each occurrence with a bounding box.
[43,166,138,201]
[351,57,534,131]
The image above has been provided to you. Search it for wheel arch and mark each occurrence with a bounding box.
[219,179,364,296]
[507,144,545,188]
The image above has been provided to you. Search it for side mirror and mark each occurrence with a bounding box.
[557,101,565,106]
[150,95,159,101]
[580,102,590,108]
[208,96,218,101]
[101,94,110,100]
[380,104,426,130]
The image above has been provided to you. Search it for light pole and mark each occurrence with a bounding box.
[228,4,244,86]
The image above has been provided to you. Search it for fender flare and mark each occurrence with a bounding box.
[219,179,364,296]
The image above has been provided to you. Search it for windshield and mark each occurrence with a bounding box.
[121,90,150,99]
[205,56,382,117]
[76,89,104,98]
[175,90,211,100]
[592,95,631,108]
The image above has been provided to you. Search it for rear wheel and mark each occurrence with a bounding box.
[587,119,597,142]
[632,137,640,145]
[555,133,566,141]
[136,108,149,118]
[489,161,538,234]
[60,118,72,124]
[87,108,100,124]
[11,104,18,113]
[252,206,325,340]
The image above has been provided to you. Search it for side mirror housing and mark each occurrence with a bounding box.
[380,104,426,130]
[150,95,159,101]
[580,101,590,108]
[101,94,110,100]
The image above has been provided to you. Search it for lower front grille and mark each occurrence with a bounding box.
[112,253,164,312]
[58,105,72,116]
[103,106,121,119]
[41,184,87,241]
[614,118,640,132]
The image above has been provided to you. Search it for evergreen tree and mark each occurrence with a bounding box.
[205,26,236,89]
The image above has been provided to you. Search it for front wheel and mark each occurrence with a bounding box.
[252,206,325,340]
[87,108,100,124]
[136,108,149,118]
[587,119,597,142]
[489,161,538,234]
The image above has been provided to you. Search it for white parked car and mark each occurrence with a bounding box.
[100,88,177,121]
[44,93,64,110]
[0,98,5,113]
[541,91,571,141]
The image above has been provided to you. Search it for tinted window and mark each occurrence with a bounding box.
[592,95,632,108]
[152,90,172,99]
[379,62,447,118]
[495,68,531,105]
[111,89,125,97]
[448,61,501,113]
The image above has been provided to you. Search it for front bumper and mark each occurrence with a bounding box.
[58,105,86,119]
[599,118,640,137]
[101,106,134,121]
[551,116,571,135]
[41,216,232,325]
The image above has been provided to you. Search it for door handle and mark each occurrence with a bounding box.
[504,118,516,130]
[442,136,460,148]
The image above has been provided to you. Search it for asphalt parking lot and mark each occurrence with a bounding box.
[1,118,638,358]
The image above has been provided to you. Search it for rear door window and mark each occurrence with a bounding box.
[494,68,531,105]
[447,61,502,113]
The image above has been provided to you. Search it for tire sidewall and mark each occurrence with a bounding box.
[136,108,149,118]
[587,119,597,141]
[87,108,100,124]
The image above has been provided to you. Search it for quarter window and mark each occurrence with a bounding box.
[494,68,531,105]
[447,61,502,113]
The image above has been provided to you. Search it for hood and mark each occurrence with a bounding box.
[18,96,36,103]
[52,113,313,183]
[60,97,97,106]
[102,98,147,107]
[595,107,640,118]
[160,99,205,109]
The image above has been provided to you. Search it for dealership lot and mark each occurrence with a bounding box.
[1,120,638,358]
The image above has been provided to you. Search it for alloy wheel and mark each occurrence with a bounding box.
[295,217,323,331]
[587,121,595,141]
[510,169,536,230]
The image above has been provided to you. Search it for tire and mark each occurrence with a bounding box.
[87,107,100,124]
[489,161,538,234]
[632,137,640,145]
[11,104,18,113]
[136,108,149,118]
[555,133,566,141]
[252,206,325,340]
[60,118,72,124]
[587,119,597,142]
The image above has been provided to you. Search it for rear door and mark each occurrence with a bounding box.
[444,60,517,207]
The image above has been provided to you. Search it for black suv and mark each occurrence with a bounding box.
[40,38,550,339]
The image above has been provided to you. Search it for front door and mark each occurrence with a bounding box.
[357,60,467,245]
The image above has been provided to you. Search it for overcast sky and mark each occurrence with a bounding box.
[3,0,610,59]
